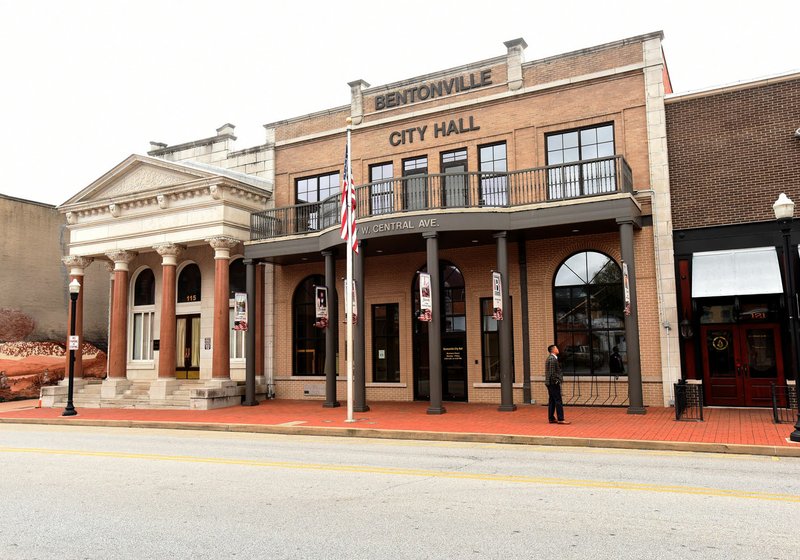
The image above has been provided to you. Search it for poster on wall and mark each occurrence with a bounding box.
[314,286,329,329]
[233,292,248,331]
[418,272,432,322]
[622,262,631,316]
[492,271,503,321]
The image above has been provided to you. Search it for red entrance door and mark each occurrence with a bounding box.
[701,324,784,406]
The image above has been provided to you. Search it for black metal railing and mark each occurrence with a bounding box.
[251,155,633,240]
[674,380,704,421]
[771,383,799,424]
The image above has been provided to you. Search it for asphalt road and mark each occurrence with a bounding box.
[1,424,798,559]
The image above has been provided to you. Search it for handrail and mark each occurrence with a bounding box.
[251,155,632,240]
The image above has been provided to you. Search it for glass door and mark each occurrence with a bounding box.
[701,324,784,406]
[176,314,201,379]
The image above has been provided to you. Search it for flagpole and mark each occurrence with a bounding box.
[345,120,355,423]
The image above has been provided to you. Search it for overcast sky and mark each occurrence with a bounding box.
[1,0,797,206]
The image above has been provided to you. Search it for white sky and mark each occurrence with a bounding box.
[1,0,798,205]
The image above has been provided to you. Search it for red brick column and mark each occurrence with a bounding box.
[61,256,93,378]
[207,237,239,379]
[155,243,184,378]
[105,250,137,378]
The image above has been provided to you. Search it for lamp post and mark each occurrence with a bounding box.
[63,278,80,417]
[773,193,800,442]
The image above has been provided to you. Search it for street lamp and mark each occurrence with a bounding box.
[63,278,80,417]
[773,193,800,442]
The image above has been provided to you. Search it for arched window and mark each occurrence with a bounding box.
[131,268,155,361]
[293,275,325,376]
[553,251,626,376]
[229,258,246,360]
[177,263,201,303]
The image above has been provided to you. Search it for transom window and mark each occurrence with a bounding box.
[546,124,616,198]
[553,251,626,376]
[479,142,507,206]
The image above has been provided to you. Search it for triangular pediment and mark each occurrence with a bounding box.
[60,154,215,208]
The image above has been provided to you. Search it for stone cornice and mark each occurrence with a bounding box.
[60,179,270,222]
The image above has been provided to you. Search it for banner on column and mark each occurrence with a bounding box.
[233,292,248,330]
[492,271,503,321]
[314,286,329,329]
[622,262,631,316]
[418,272,432,322]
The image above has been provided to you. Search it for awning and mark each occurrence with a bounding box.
[692,247,783,298]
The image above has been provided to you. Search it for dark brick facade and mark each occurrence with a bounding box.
[666,76,800,230]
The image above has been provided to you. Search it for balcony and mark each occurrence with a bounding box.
[251,155,632,241]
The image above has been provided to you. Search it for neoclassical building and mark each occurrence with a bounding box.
[47,32,684,411]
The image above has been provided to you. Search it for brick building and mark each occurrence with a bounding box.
[667,73,800,407]
[49,31,682,411]
[245,31,679,412]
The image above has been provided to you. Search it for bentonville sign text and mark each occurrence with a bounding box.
[375,69,492,111]
[360,218,440,235]
[389,116,480,146]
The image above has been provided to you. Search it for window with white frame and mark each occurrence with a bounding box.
[131,268,155,361]
[229,258,246,360]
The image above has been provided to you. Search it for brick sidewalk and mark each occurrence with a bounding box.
[1,399,798,456]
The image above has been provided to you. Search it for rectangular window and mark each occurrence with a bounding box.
[403,156,428,210]
[479,142,507,206]
[131,311,154,361]
[546,124,615,199]
[295,172,340,231]
[479,297,514,382]
[369,162,394,215]
[441,149,468,207]
[372,303,400,382]
[229,308,246,360]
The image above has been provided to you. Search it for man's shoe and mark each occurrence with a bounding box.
[557,420,571,424]
[548,420,557,424]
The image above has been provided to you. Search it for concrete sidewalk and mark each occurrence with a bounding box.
[1,398,799,457]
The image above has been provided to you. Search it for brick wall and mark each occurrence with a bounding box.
[666,76,800,230]
[270,227,663,407]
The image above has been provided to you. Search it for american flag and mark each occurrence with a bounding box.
[340,144,358,253]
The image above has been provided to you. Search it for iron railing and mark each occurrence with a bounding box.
[674,380,704,421]
[771,383,799,424]
[251,155,633,240]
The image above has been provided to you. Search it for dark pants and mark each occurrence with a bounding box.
[546,383,564,422]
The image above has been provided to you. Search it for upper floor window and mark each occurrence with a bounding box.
[296,172,340,231]
[479,142,507,206]
[370,162,394,215]
[546,124,616,199]
[403,156,428,210]
[441,149,468,207]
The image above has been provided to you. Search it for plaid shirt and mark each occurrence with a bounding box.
[545,353,562,386]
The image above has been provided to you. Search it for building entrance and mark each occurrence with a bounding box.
[701,324,784,406]
[176,314,201,379]
[412,262,468,402]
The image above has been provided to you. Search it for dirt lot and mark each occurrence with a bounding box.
[0,342,106,400]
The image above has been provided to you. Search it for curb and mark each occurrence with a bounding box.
[2,416,799,458]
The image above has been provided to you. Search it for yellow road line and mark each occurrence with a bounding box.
[2,446,798,503]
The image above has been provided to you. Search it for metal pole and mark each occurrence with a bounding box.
[243,258,258,406]
[345,124,354,423]
[780,221,800,442]
[63,291,78,416]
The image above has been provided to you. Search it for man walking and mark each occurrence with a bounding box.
[545,344,570,424]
